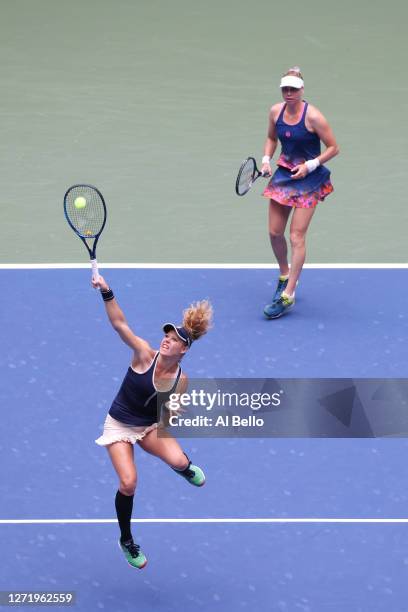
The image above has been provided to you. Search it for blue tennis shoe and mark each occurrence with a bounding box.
[272,275,289,302]
[264,293,295,319]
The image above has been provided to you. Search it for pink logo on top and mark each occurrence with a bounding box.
[285,131,291,138]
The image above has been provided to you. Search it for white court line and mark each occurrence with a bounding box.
[1,518,408,525]
[0,263,407,270]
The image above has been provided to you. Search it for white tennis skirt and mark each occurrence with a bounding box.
[95,414,159,446]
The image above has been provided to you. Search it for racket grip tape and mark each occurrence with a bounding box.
[91,258,100,281]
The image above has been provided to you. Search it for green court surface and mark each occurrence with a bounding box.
[0,0,406,263]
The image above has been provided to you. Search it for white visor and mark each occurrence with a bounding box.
[280,75,304,89]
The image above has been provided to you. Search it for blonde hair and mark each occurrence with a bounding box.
[182,300,213,341]
[284,66,303,80]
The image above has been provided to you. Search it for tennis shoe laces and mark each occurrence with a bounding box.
[119,539,147,569]
[173,460,206,487]
[272,276,289,302]
[264,293,295,319]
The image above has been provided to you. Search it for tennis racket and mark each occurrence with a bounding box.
[235,157,268,196]
[63,184,107,281]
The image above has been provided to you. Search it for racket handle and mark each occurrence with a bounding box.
[91,258,100,282]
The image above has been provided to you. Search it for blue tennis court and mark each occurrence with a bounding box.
[1,267,408,611]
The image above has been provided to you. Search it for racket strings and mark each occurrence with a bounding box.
[65,187,106,237]
[237,159,256,195]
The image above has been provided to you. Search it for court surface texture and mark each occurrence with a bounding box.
[1,266,408,611]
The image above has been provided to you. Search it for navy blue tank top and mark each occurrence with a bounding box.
[109,353,182,426]
[276,102,321,170]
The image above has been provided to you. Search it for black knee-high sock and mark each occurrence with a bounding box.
[115,490,134,543]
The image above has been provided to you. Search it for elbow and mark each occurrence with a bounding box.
[333,144,340,157]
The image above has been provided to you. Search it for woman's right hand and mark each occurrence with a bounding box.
[261,163,272,177]
[92,274,109,292]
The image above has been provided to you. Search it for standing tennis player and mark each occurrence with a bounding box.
[261,67,339,318]
[92,275,213,569]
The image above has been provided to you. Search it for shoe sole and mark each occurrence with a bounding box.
[186,476,206,487]
[118,540,148,569]
[264,304,294,319]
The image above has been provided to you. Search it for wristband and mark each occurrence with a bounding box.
[101,288,114,302]
[305,158,320,173]
[262,155,271,164]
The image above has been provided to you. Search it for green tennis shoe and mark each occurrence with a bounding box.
[118,539,147,569]
[173,460,206,487]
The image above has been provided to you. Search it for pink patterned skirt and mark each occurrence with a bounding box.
[263,165,334,208]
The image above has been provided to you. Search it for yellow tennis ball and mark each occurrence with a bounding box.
[74,196,87,209]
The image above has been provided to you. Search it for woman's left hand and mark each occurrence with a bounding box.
[291,163,308,180]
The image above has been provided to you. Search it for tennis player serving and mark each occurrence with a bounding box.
[261,67,339,318]
[92,275,213,569]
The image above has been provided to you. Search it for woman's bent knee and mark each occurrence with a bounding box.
[269,230,285,241]
[119,475,137,496]
[290,230,306,248]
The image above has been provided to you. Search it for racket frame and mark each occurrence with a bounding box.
[63,183,107,280]
[235,156,265,196]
